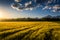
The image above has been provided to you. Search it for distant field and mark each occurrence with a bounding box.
[0,21,60,40]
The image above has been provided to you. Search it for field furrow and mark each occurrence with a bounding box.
[0,21,60,40]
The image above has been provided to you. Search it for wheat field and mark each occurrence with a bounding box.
[0,21,60,40]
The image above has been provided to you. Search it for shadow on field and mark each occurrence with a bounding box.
[44,29,54,40]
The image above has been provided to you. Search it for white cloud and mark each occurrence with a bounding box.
[42,4,60,12]
[29,8,33,10]
[15,0,21,2]
[24,8,33,11]
[42,6,51,10]
[25,1,32,7]
[11,0,60,13]
[53,5,60,10]
[52,10,56,12]
[52,5,60,12]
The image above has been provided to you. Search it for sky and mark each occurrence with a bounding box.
[0,0,60,18]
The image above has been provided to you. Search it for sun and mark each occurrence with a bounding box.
[0,12,4,18]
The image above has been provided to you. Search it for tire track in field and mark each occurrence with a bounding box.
[34,28,60,40]
[28,24,50,40]
[0,22,60,40]
[21,24,45,40]
[19,24,43,40]
[0,28,16,32]
[1,23,47,40]
[0,23,38,32]
[4,24,43,40]
[21,25,43,40]
[0,23,37,35]
[1,23,40,39]
[1,23,49,40]
[3,30,33,40]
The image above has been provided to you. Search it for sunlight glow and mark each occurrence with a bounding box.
[0,9,10,19]
[0,12,4,18]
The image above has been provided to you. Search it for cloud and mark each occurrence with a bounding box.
[11,0,60,12]
[25,1,32,7]
[15,0,21,2]
[42,6,52,10]
[11,0,41,11]
[42,5,60,12]
[52,5,60,12]
[11,3,24,11]
[11,1,35,11]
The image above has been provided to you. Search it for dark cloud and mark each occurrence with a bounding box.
[11,0,60,12]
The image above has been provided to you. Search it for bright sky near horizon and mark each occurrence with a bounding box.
[0,0,60,18]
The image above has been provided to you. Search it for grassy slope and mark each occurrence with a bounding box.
[0,21,60,40]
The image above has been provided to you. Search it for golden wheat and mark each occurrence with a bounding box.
[0,21,60,40]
